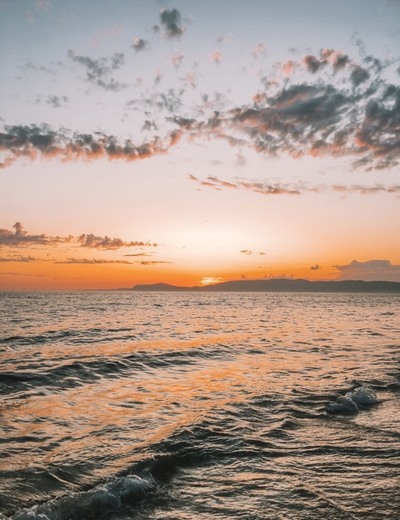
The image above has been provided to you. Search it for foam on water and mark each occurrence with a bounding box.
[11,475,154,520]
[326,385,380,415]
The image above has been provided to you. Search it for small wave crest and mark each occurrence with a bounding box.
[10,474,154,520]
[326,385,379,415]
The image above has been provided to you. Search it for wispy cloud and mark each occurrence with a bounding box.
[335,259,400,282]
[188,175,400,197]
[240,250,266,256]
[188,174,301,195]
[0,125,182,168]
[0,222,69,247]
[54,258,132,264]
[172,51,400,171]
[77,234,157,250]
[46,95,69,108]
[67,50,127,91]
[0,223,157,250]
[0,255,38,263]
[0,271,43,277]
[137,260,172,265]
[2,51,399,172]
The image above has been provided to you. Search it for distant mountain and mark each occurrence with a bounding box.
[131,278,400,293]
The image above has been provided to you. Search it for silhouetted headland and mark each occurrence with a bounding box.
[130,279,400,293]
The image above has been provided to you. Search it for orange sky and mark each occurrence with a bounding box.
[1,1,400,289]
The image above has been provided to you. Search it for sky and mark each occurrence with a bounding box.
[0,0,399,290]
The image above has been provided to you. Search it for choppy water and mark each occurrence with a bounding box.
[1,291,399,520]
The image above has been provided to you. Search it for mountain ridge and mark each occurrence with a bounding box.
[129,278,400,293]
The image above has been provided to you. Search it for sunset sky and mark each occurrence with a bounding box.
[1,0,399,290]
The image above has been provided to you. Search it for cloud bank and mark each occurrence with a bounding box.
[335,259,400,282]
[0,223,157,250]
[1,50,399,172]
[0,125,182,168]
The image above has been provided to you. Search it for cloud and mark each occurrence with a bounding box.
[240,250,266,256]
[189,175,400,197]
[68,50,127,91]
[0,271,43,277]
[0,255,38,262]
[210,51,223,64]
[0,124,182,168]
[189,174,301,195]
[124,252,153,257]
[171,51,184,69]
[0,222,68,247]
[46,95,69,108]
[20,62,56,76]
[170,51,400,170]
[137,260,172,265]
[332,184,400,195]
[159,8,184,38]
[310,264,321,271]
[335,260,400,282]
[2,51,399,172]
[77,234,157,250]
[54,258,132,264]
[0,223,157,251]
[252,43,266,59]
[132,38,149,52]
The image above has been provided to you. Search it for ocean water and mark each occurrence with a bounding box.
[0,291,399,520]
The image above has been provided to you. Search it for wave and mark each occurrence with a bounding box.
[326,385,379,415]
[0,342,235,395]
[9,474,154,520]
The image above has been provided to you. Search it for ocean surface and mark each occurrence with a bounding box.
[0,291,399,520]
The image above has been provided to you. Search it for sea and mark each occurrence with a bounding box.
[0,291,399,520]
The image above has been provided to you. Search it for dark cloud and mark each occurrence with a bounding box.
[159,8,184,38]
[0,222,68,247]
[77,234,157,250]
[46,95,69,108]
[137,260,172,265]
[20,62,56,76]
[332,184,400,195]
[132,38,149,52]
[126,88,185,114]
[2,51,398,172]
[67,50,127,91]
[189,174,300,195]
[0,255,38,262]
[0,271,44,277]
[171,51,400,170]
[0,223,157,251]
[310,264,321,271]
[335,260,400,282]
[0,124,182,167]
[190,174,400,197]
[124,252,153,257]
[54,258,132,264]
[303,55,324,73]
[350,66,369,86]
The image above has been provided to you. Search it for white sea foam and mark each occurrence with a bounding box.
[327,385,379,415]
[11,475,153,520]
